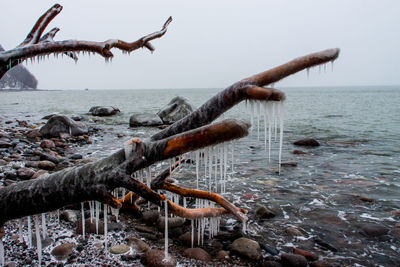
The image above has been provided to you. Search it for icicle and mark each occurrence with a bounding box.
[273,102,277,141]
[324,63,327,73]
[195,150,200,189]
[268,102,272,162]
[57,209,60,224]
[164,200,169,259]
[257,101,261,140]
[27,216,32,248]
[223,143,228,193]
[249,100,254,133]
[331,60,334,72]
[41,213,47,239]
[89,201,94,223]
[231,141,235,173]
[306,67,310,78]
[191,219,194,248]
[263,102,267,151]
[242,221,247,234]
[34,215,42,266]
[95,201,100,234]
[81,202,85,240]
[0,239,4,266]
[278,101,285,175]
[104,204,108,252]
[18,219,23,243]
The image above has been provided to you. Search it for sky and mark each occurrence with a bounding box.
[1,0,400,89]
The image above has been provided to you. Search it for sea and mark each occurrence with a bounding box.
[1,85,399,265]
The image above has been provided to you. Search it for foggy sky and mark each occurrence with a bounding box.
[1,1,399,89]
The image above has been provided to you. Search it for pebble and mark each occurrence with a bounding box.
[292,149,307,155]
[280,253,308,267]
[141,249,177,267]
[128,236,150,253]
[255,205,276,219]
[215,250,229,260]
[70,154,83,160]
[38,160,56,170]
[0,141,12,148]
[40,139,55,149]
[109,244,130,254]
[285,226,305,237]
[183,247,212,262]
[293,247,318,261]
[360,223,389,237]
[17,167,35,180]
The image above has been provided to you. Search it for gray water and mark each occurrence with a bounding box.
[1,86,399,265]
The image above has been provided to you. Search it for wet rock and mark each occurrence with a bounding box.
[142,210,160,226]
[179,231,199,247]
[0,141,12,148]
[76,218,104,234]
[26,130,42,139]
[134,225,155,234]
[280,253,307,267]
[34,151,62,164]
[314,238,338,252]
[183,247,212,261]
[109,244,130,254]
[0,159,7,166]
[70,154,83,160]
[280,161,297,167]
[351,194,374,202]
[262,261,283,267]
[60,210,78,223]
[128,236,150,253]
[255,205,276,219]
[360,223,389,237]
[285,226,305,237]
[89,106,120,116]
[40,139,55,149]
[38,160,56,170]
[4,171,18,181]
[17,167,35,180]
[293,138,320,147]
[129,113,163,127]
[141,249,177,267]
[158,217,185,231]
[215,250,229,260]
[293,247,318,261]
[157,96,193,124]
[31,170,48,179]
[260,243,280,256]
[139,232,159,241]
[40,115,88,137]
[51,243,76,261]
[229,237,262,260]
[309,260,334,267]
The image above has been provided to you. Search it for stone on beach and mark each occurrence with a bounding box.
[157,96,193,124]
[129,112,163,127]
[229,237,262,260]
[183,247,212,261]
[89,106,120,116]
[40,115,88,137]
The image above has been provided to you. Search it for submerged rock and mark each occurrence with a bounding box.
[293,138,320,147]
[40,115,88,137]
[229,237,262,260]
[89,106,120,116]
[157,96,193,124]
[129,113,163,127]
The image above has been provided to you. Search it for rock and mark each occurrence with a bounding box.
[157,96,194,124]
[293,248,318,261]
[280,161,297,167]
[280,253,308,267]
[70,154,83,160]
[262,261,283,267]
[76,218,104,234]
[40,115,88,137]
[260,243,280,256]
[314,238,337,252]
[51,243,76,261]
[292,150,307,155]
[129,113,163,127]
[229,237,262,260]
[309,260,334,267]
[0,159,7,166]
[121,254,141,261]
[110,244,130,254]
[40,139,55,149]
[360,223,389,237]
[351,194,373,202]
[141,249,177,267]
[215,250,229,260]
[285,227,305,237]
[128,236,150,253]
[26,130,42,139]
[255,205,276,219]
[34,150,62,164]
[158,217,185,231]
[60,210,78,223]
[134,225,155,234]
[179,231,199,247]
[38,160,56,170]
[89,106,120,116]
[17,167,35,180]
[0,141,12,148]
[142,210,160,226]
[293,138,320,147]
[183,247,212,262]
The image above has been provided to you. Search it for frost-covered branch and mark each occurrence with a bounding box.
[0,3,172,79]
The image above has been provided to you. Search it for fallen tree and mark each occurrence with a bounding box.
[0,4,340,244]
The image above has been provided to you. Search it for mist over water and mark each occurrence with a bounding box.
[1,85,399,265]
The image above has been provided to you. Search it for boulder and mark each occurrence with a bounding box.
[129,113,163,127]
[183,247,212,261]
[229,237,262,260]
[141,249,177,267]
[293,138,320,147]
[157,96,193,124]
[40,115,88,137]
[89,106,120,116]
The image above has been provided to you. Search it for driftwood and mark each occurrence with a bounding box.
[0,4,340,230]
[0,3,172,79]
